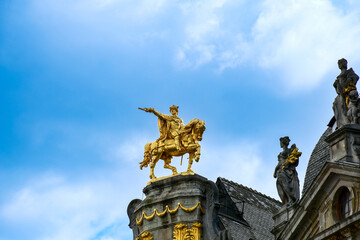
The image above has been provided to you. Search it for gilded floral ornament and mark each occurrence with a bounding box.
[282,147,302,169]
[173,222,203,240]
[136,231,153,240]
[136,202,205,226]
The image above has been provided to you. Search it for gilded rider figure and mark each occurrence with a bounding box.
[142,105,184,151]
[274,136,301,208]
[139,105,206,180]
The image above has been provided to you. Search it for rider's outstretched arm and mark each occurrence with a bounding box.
[147,108,170,120]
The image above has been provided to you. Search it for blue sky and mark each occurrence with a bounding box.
[1,0,360,239]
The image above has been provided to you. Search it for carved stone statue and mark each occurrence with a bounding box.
[139,106,206,181]
[333,58,359,127]
[347,90,360,124]
[273,136,301,207]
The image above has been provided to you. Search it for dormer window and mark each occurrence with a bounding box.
[337,188,351,221]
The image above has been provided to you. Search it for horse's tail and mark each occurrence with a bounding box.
[140,142,152,169]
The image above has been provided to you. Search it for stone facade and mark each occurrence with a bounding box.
[272,123,360,240]
[128,123,360,240]
[129,58,360,238]
[128,174,281,240]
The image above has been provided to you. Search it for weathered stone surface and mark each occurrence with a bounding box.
[326,124,360,164]
[271,205,296,239]
[127,199,142,238]
[128,174,221,240]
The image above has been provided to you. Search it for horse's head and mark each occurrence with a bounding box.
[192,119,206,141]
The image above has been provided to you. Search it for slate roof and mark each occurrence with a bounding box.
[302,127,332,196]
[219,216,256,240]
[217,178,281,240]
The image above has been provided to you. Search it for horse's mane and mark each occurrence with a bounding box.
[183,119,205,134]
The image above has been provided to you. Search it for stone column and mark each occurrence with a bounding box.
[128,174,221,240]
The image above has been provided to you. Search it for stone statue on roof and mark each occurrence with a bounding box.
[333,58,360,127]
[274,136,301,207]
[138,106,206,182]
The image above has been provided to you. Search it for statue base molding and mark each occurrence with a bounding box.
[146,171,195,185]
[326,124,360,164]
[271,205,296,239]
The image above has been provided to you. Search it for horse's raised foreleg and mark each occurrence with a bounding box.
[194,143,201,162]
[163,157,178,175]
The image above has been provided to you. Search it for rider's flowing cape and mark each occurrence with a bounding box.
[157,117,170,141]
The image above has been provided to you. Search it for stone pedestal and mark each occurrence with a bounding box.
[326,124,360,164]
[128,174,221,240]
[271,205,296,239]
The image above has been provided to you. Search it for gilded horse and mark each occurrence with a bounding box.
[140,119,206,180]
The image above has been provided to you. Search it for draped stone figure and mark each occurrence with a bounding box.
[333,58,359,127]
[274,136,302,207]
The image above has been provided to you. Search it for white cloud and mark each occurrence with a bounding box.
[252,0,360,91]
[109,132,154,163]
[175,0,231,68]
[199,140,261,184]
[0,126,279,240]
[194,139,278,198]
[0,173,127,240]
[0,128,155,240]
[218,34,251,71]
[9,0,360,92]
[174,0,360,92]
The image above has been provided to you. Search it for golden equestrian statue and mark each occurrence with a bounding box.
[138,105,206,181]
